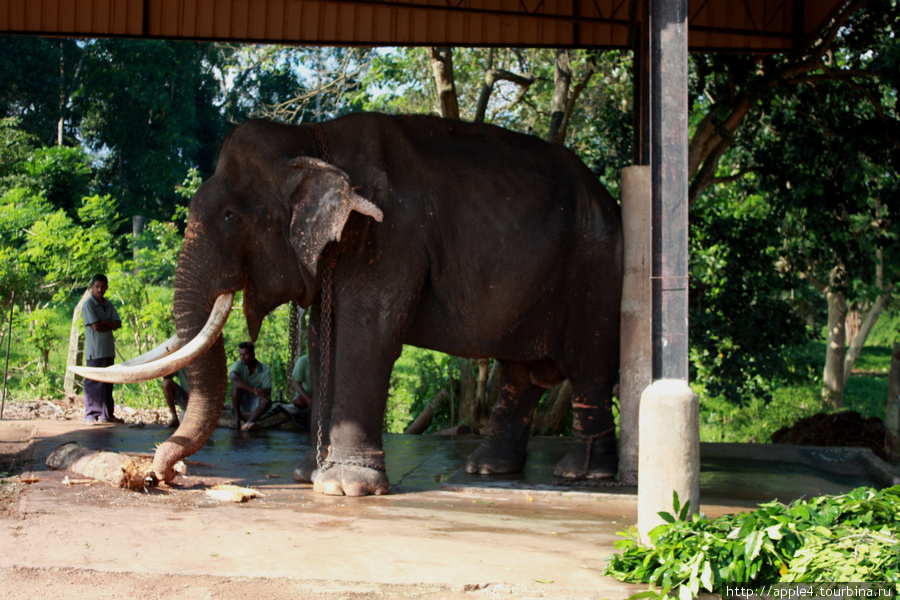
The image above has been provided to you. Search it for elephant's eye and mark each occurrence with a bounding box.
[224,210,235,221]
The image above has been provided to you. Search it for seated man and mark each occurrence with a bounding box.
[161,369,189,428]
[290,354,313,430]
[290,354,313,409]
[229,341,273,431]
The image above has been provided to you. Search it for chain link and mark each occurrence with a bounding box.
[316,247,336,471]
[549,425,629,487]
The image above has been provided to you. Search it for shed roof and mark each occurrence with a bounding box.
[2,0,844,52]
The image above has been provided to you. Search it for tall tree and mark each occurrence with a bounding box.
[74,39,227,221]
[0,36,85,146]
[688,0,899,406]
[752,82,899,407]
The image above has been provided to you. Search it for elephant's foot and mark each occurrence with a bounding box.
[293,450,317,483]
[465,439,527,475]
[553,436,618,480]
[313,463,389,496]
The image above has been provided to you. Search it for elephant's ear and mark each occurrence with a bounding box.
[286,157,383,276]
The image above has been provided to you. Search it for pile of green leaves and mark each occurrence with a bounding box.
[604,487,900,600]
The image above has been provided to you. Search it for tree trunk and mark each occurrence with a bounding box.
[823,287,848,409]
[547,50,595,145]
[532,380,573,435]
[428,47,459,120]
[843,250,895,385]
[404,389,448,434]
[548,49,572,145]
[473,51,535,125]
[843,289,893,385]
[457,358,477,426]
[473,360,502,432]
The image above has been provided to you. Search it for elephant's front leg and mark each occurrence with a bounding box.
[465,361,543,475]
[312,325,397,497]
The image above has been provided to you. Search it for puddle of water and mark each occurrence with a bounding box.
[700,456,878,502]
[56,426,894,504]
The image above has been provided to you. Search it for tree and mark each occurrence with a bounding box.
[751,80,899,408]
[688,0,900,407]
[0,36,86,145]
[73,39,227,220]
[218,46,375,124]
[689,183,811,404]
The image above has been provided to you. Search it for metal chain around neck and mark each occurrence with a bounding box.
[316,246,336,470]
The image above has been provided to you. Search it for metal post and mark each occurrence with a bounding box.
[650,0,689,381]
[1,291,14,419]
[632,0,651,167]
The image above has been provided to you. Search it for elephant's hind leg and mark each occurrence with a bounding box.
[465,361,543,475]
[553,380,618,480]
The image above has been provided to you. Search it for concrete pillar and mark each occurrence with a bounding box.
[637,379,699,542]
[619,166,652,484]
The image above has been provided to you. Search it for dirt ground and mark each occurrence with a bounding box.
[0,406,646,600]
[771,410,890,459]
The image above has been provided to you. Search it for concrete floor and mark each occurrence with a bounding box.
[1,419,896,599]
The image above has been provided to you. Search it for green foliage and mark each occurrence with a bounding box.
[21,146,92,217]
[24,197,117,301]
[604,487,900,600]
[386,346,463,433]
[23,306,55,372]
[0,118,39,185]
[690,185,811,406]
[132,203,187,286]
[245,301,294,399]
[699,384,829,444]
[867,309,900,347]
[0,37,85,143]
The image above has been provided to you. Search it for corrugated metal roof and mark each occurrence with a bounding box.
[1,0,844,52]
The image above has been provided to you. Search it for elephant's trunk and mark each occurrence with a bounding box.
[153,251,233,483]
[152,333,226,483]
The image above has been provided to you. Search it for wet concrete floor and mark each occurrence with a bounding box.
[1,419,897,599]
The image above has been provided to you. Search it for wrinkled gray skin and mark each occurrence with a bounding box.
[159,113,622,496]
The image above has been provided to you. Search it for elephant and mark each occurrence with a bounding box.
[75,113,622,497]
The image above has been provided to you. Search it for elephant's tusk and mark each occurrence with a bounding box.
[68,292,234,383]
[115,334,183,367]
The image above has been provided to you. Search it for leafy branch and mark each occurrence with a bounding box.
[604,486,900,600]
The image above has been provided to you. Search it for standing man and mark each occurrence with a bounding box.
[81,274,124,424]
[230,341,272,431]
